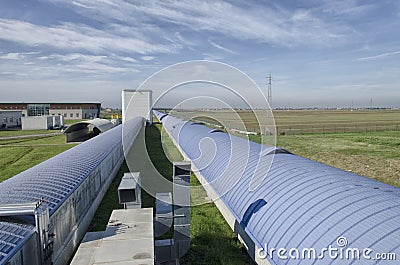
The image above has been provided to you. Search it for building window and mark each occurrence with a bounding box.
[9,117,13,123]
[70,113,73,118]
[27,104,50,116]
[64,113,67,117]
[76,113,80,118]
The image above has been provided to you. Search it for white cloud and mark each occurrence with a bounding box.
[357,51,400,61]
[141,56,156,61]
[0,19,176,55]
[0,51,40,61]
[202,53,223,61]
[0,52,25,60]
[208,40,236,54]
[33,53,141,75]
[44,0,349,47]
[71,1,94,9]
[319,0,375,16]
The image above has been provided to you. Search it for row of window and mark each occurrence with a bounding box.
[52,113,97,118]
[1,106,23,109]
[3,117,15,123]
[2,116,21,125]
[1,105,97,110]
[52,113,80,118]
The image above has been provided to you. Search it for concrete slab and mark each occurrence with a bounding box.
[109,208,152,224]
[103,222,153,241]
[70,208,154,265]
[93,260,154,265]
[70,232,104,265]
[93,238,153,263]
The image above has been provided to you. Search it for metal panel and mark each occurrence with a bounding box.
[155,110,400,265]
[118,172,141,205]
[122,90,153,123]
[154,192,172,237]
[173,174,190,258]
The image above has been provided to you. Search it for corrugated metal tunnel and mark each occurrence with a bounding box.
[154,110,400,265]
[0,116,144,265]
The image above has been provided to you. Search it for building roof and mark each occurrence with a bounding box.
[154,110,400,265]
[122,89,153,93]
[0,101,101,105]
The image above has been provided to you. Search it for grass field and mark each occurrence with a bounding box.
[0,132,75,182]
[173,109,400,134]
[0,129,60,137]
[64,119,86,125]
[274,131,400,187]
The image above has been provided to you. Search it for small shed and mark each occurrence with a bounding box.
[21,115,64,130]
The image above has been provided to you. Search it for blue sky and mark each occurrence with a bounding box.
[0,0,399,108]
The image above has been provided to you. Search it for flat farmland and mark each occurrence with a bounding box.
[273,131,400,188]
[172,109,400,134]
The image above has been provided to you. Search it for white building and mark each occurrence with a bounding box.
[0,102,101,120]
[21,115,64,130]
[122,90,153,124]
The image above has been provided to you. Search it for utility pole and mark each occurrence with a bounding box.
[267,74,272,109]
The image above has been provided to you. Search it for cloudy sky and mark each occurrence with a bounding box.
[0,0,399,108]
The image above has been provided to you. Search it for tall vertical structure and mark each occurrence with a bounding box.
[267,74,272,109]
[121,89,153,124]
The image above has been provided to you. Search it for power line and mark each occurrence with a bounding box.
[267,74,272,109]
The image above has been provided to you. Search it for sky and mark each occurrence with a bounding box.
[0,0,399,108]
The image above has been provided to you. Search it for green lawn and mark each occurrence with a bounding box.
[0,129,60,137]
[172,109,400,134]
[64,119,87,125]
[0,134,76,182]
[247,130,400,188]
[275,131,400,188]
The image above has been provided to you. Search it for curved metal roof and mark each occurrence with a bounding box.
[154,110,400,265]
[63,118,115,133]
[0,117,144,264]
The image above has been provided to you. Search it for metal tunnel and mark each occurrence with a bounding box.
[154,110,400,265]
